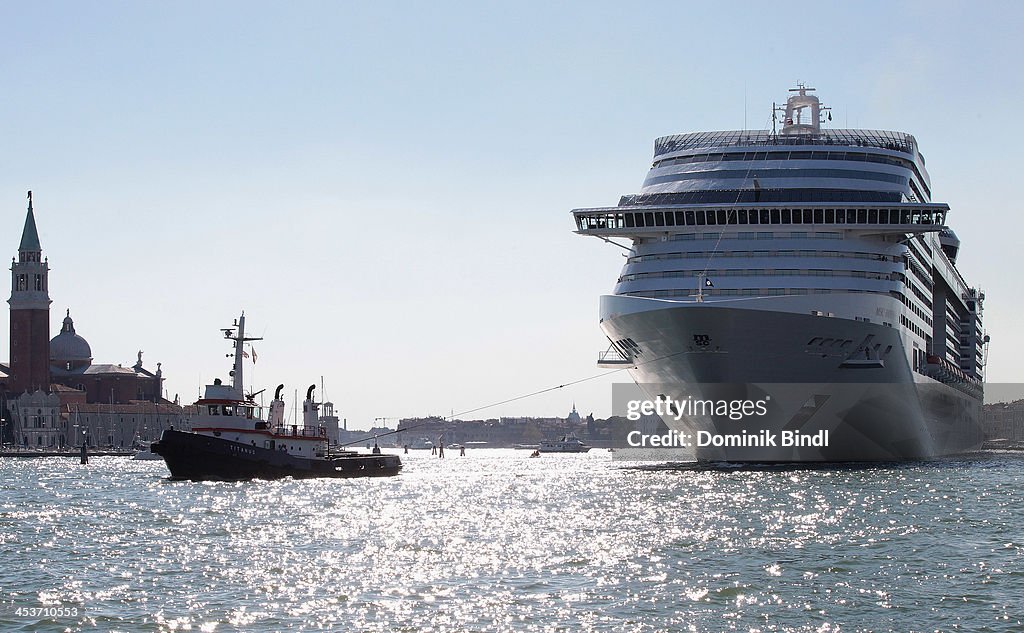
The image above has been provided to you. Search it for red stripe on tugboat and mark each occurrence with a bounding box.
[191,426,327,438]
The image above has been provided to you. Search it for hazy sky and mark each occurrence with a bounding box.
[2,1,1022,428]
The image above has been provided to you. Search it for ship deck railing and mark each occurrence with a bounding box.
[270,426,326,439]
[653,129,915,157]
[598,347,634,368]
[573,202,949,236]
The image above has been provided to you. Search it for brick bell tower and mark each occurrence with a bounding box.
[8,191,51,394]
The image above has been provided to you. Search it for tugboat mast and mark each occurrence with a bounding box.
[223,313,262,395]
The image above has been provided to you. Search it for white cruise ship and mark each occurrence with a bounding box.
[574,85,989,462]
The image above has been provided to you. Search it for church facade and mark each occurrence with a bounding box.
[1,192,182,448]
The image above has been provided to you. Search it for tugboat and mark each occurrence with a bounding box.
[151,313,402,480]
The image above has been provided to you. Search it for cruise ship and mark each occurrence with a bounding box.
[573,85,989,462]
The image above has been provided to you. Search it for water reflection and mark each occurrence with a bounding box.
[0,450,1021,631]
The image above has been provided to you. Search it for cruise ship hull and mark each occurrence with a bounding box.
[603,296,984,462]
[151,430,402,481]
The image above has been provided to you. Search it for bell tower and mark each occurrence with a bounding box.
[8,191,52,394]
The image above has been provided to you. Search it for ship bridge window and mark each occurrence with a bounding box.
[223,405,234,416]
[208,405,219,415]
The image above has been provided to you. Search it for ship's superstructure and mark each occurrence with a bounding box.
[573,85,989,461]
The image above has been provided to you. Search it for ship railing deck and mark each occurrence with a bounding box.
[271,426,326,438]
[597,346,634,368]
[574,203,949,237]
[654,129,915,156]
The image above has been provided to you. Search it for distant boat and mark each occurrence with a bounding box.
[537,433,589,453]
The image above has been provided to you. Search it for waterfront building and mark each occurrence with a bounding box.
[0,192,183,448]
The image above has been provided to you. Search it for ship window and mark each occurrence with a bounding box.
[624,213,635,228]
[790,151,812,159]
[644,212,655,226]
[664,212,675,226]
[695,211,706,225]
[685,211,695,225]
[813,209,824,223]
[760,210,770,223]
[752,152,767,160]
[869,209,878,224]
[223,406,234,416]
[209,405,219,415]
[825,209,835,223]
[717,210,728,224]
[767,152,788,160]
[654,212,664,226]
[737,210,748,224]
[857,209,867,223]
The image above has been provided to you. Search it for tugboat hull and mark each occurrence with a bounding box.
[151,430,401,481]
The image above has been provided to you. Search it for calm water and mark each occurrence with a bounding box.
[1,449,1022,632]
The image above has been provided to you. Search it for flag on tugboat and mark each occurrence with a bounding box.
[705,278,714,287]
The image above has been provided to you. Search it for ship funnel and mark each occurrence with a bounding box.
[268,384,285,427]
[302,384,319,428]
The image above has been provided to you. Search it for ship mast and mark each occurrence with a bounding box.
[223,313,263,395]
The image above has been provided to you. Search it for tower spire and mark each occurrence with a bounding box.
[19,190,42,253]
[9,190,52,393]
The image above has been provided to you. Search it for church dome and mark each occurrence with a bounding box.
[50,310,92,362]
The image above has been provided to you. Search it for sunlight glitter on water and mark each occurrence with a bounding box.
[1,450,1023,632]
